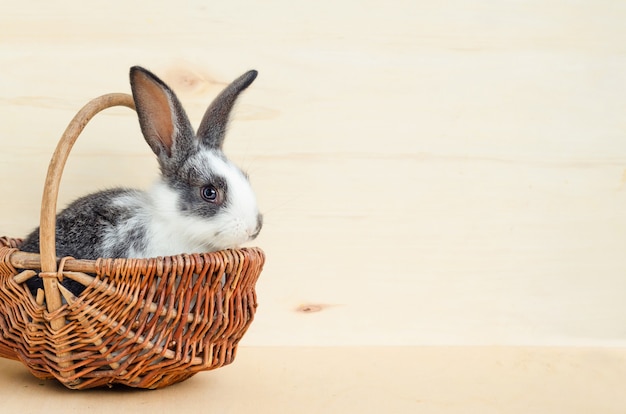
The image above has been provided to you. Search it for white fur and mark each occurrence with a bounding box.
[101,151,260,259]
[198,151,260,239]
[99,191,149,258]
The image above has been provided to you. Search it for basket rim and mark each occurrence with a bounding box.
[1,236,264,275]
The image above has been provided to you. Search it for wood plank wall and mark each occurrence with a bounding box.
[1,0,625,350]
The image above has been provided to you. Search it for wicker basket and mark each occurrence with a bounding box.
[0,93,265,389]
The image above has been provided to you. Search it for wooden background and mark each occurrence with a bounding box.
[1,1,625,412]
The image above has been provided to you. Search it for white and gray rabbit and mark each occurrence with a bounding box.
[20,66,263,294]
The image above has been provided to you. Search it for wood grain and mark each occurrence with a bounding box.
[0,0,625,354]
[0,346,624,413]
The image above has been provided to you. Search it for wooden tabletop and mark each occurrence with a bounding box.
[1,346,625,413]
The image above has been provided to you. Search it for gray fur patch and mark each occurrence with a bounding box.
[164,151,231,219]
[20,188,147,259]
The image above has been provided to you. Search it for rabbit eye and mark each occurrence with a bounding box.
[201,185,220,203]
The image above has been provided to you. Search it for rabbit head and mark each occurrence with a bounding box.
[130,66,262,254]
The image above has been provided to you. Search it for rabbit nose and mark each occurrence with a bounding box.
[249,213,263,239]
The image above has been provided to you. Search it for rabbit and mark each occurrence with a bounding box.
[19,66,263,295]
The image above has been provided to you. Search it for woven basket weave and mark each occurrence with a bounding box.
[0,94,265,389]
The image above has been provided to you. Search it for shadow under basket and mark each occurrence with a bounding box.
[0,93,265,390]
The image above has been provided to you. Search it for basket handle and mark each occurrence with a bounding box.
[39,93,135,314]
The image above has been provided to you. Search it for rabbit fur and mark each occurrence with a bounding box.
[20,66,263,294]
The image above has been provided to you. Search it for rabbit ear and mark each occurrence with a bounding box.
[197,70,258,149]
[130,66,195,159]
